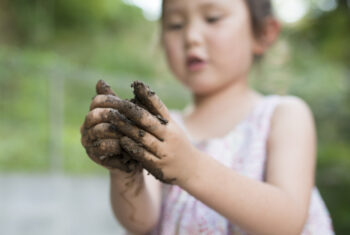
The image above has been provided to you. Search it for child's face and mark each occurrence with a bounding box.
[162,0,256,95]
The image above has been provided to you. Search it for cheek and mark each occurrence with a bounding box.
[163,35,185,77]
[209,20,254,77]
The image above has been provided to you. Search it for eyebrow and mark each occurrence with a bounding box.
[163,8,182,15]
[199,2,228,11]
[164,1,226,13]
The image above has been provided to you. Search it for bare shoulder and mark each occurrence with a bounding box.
[267,95,317,158]
[274,96,313,119]
[270,96,315,133]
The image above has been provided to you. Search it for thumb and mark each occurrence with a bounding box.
[96,80,117,96]
[131,81,170,123]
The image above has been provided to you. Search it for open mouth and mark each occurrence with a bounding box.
[187,56,206,72]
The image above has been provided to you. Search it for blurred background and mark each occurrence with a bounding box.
[0,0,349,234]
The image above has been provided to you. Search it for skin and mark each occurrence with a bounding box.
[81,81,161,233]
[82,0,316,234]
[81,80,141,173]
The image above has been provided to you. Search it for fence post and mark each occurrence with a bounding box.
[49,75,64,173]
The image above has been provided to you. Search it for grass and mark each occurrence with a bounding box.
[0,42,190,174]
[1,26,350,234]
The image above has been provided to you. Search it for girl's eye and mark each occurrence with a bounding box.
[206,16,221,24]
[167,23,183,30]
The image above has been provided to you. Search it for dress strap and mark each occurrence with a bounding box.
[249,95,282,140]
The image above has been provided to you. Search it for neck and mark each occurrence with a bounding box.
[184,78,261,140]
[183,76,262,141]
[191,77,255,115]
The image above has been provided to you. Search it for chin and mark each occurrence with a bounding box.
[175,71,227,96]
[187,81,220,97]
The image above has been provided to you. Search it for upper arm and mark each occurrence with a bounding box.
[266,96,316,216]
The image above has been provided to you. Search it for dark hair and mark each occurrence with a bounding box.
[161,0,273,37]
[246,0,273,36]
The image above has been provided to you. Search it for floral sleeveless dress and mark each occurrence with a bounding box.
[150,95,334,235]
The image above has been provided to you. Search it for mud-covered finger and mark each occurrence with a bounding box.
[100,152,139,173]
[116,151,141,172]
[86,140,139,173]
[82,123,122,149]
[120,137,173,183]
[102,156,132,172]
[130,97,148,110]
[120,136,161,178]
[120,136,160,164]
[84,108,122,129]
[85,107,157,143]
[90,95,121,111]
[86,148,130,172]
[96,80,117,96]
[81,130,91,148]
[108,113,164,154]
[86,123,122,140]
[104,155,140,173]
[132,81,170,123]
[90,95,166,139]
[86,139,122,160]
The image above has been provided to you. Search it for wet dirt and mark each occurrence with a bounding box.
[131,81,168,125]
[91,80,173,182]
[96,80,117,96]
[120,137,176,184]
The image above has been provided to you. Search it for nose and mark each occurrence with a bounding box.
[184,20,203,49]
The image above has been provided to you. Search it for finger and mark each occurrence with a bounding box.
[130,97,148,110]
[132,81,170,123]
[90,95,121,111]
[86,149,130,172]
[90,95,166,140]
[106,113,163,156]
[118,151,142,172]
[85,139,122,164]
[102,156,133,172]
[120,136,160,163]
[86,141,139,173]
[90,139,122,156]
[101,152,140,173]
[120,137,173,183]
[81,131,91,148]
[96,80,117,96]
[84,108,123,129]
[84,107,160,145]
[86,123,122,140]
[109,117,163,157]
[81,124,91,147]
[80,123,85,135]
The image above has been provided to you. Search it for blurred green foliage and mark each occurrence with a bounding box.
[0,0,349,233]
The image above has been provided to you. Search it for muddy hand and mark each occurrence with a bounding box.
[97,81,197,185]
[81,80,140,173]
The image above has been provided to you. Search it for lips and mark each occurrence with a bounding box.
[187,55,206,72]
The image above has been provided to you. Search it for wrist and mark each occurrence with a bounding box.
[110,168,145,195]
[109,168,144,181]
[176,147,203,189]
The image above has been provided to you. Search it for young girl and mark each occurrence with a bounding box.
[81,0,334,234]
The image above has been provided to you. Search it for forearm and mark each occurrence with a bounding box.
[180,152,309,235]
[110,169,161,234]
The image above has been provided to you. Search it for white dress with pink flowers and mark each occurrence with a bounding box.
[150,95,334,235]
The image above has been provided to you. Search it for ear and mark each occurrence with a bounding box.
[252,17,281,55]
